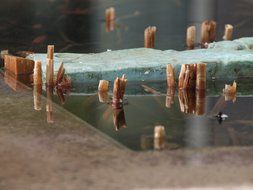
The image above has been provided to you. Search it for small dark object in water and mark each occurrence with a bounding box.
[216,111,228,124]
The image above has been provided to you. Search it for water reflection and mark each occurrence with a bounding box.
[112,107,127,131]
[33,84,42,111]
[4,71,32,91]
[46,86,54,124]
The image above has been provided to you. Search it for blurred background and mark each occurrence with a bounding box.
[0,0,252,53]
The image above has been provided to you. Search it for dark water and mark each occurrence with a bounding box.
[53,84,253,151]
[0,0,253,52]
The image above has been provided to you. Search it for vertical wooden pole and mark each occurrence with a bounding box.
[33,60,42,85]
[154,126,166,150]
[223,24,233,41]
[166,64,175,88]
[196,63,206,90]
[186,26,196,49]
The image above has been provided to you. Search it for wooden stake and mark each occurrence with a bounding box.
[46,58,54,86]
[223,24,233,41]
[56,63,65,84]
[154,125,166,150]
[47,45,54,59]
[166,64,175,87]
[150,26,157,48]
[105,7,115,32]
[98,80,109,92]
[196,63,206,90]
[33,60,42,85]
[120,74,127,100]
[178,64,186,89]
[201,20,216,47]
[112,77,121,108]
[144,26,151,48]
[186,26,196,49]
[183,65,190,89]
[189,64,196,89]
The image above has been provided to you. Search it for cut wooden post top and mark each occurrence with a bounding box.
[47,45,54,59]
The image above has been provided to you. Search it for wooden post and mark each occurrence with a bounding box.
[47,45,54,59]
[178,64,186,89]
[144,26,156,48]
[154,125,166,150]
[183,65,190,89]
[166,64,175,87]
[201,20,216,47]
[105,7,115,32]
[189,64,197,89]
[196,63,206,90]
[144,26,151,48]
[98,80,109,92]
[120,74,127,100]
[33,60,42,85]
[112,77,122,108]
[186,26,196,49]
[150,26,157,48]
[46,58,54,86]
[223,24,233,41]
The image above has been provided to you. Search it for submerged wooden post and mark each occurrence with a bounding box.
[201,20,216,47]
[223,24,233,41]
[166,64,175,87]
[196,63,206,90]
[186,26,196,49]
[154,125,166,150]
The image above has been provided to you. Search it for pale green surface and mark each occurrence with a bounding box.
[28,37,253,83]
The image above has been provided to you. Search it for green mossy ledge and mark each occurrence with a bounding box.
[27,37,253,83]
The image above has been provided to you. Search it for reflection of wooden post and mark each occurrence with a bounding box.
[195,90,206,115]
[201,20,216,47]
[165,87,175,108]
[33,60,42,85]
[166,64,175,87]
[223,24,233,41]
[46,86,54,123]
[196,63,206,90]
[98,92,109,103]
[186,26,196,49]
[112,108,126,131]
[33,84,42,111]
[154,125,166,150]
